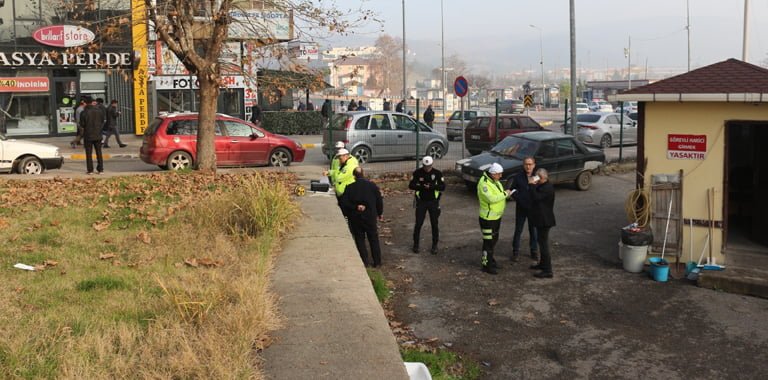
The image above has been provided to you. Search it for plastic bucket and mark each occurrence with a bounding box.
[649,257,669,282]
[621,244,647,273]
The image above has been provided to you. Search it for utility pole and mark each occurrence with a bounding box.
[686,0,691,71]
[402,0,407,113]
[742,0,750,62]
[530,24,544,108]
[569,0,576,135]
[441,0,446,115]
[624,36,632,90]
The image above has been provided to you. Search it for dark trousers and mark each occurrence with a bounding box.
[479,217,501,266]
[536,226,552,273]
[350,215,382,267]
[512,206,538,255]
[103,126,123,146]
[413,199,440,247]
[84,139,104,173]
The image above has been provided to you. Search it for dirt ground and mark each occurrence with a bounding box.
[376,172,768,379]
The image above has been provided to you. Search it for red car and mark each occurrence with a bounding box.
[140,113,305,170]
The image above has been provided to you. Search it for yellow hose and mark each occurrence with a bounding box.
[625,188,651,228]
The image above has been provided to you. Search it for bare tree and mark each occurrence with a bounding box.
[369,34,405,97]
[146,0,374,172]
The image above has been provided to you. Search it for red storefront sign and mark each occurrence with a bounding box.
[667,134,707,160]
[0,77,50,92]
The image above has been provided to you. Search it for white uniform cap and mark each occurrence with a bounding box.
[335,141,345,149]
[422,156,433,166]
[488,163,503,174]
[336,148,350,156]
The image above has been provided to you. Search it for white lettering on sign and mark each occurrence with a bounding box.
[0,51,132,67]
[667,151,706,160]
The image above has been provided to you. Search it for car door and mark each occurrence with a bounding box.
[392,114,419,157]
[533,139,559,179]
[552,138,583,182]
[366,113,393,158]
[221,119,268,165]
[603,114,621,144]
[621,116,637,144]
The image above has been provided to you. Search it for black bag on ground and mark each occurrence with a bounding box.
[621,227,653,246]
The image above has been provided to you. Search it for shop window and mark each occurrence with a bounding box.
[1,93,51,136]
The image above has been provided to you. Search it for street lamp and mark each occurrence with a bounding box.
[624,36,631,89]
[402,0,407,112]
[441,0,446,115]
[530,24,544,108]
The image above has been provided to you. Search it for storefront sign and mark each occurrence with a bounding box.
[154,75,246,90]
[0,51,132,67]
[132,0,150,135]
[667,134,707,160]
[0,77,50,92]
[228,9,293,40]
[33,25,95,48]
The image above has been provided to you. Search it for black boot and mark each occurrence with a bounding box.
[412,244,419,254]
[430,242,438,255]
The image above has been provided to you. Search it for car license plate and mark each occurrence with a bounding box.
[471,135,480,140]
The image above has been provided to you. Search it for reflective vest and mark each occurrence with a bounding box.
[333,156,359,196]
[329,157,341,183]
[477,172,506,221]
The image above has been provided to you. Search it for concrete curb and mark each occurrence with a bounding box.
[63,153,139,160]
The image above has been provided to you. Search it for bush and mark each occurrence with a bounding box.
[262,110,324,135]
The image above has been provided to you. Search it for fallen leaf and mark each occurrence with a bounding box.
[426,337,439,343]
[92,220,110,231]
[384,240,393,245]
[407,303,417,309]
[43,260,58,267]
[197,258,222,267]
[136,231,151,244]
[99,253,116,260]
[49,220,61,227]
[560,320,568,324]
[184,258,198,267]
[473,320,481,325]
[524,312,535,321]
[487,298,500,306]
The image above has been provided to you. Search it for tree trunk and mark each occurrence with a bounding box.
[196,76,219,173]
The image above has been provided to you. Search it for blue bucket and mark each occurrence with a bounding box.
[648,257,669,282]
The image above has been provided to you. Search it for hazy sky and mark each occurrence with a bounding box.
[325,0,768,74]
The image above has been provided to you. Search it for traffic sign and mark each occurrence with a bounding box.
[524,95,534,107]
[454,76,468,98]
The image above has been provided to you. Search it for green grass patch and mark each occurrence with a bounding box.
[367,268,391,303]
[76,276,130,291]
[402,348,481,380]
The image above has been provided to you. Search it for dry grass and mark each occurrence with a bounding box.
[0,172,298,379]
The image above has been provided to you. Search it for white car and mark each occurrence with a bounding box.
[588,100,613,112]
[575,103,589,114]
[0,134,63,174]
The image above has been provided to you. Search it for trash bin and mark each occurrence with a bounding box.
[620,242,648,273]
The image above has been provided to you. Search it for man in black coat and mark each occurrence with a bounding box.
[509,156,539,262]
[103,99,126,148]
[250,104,263,126]
[528,168,556,278]
[423,105,435,127]
[340,167,384,267]
[383,98,391,111]
[395,100,404,113]
[79,97,106,174]
[408,156,445,254]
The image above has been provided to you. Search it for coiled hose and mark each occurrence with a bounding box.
[625,188,651,228]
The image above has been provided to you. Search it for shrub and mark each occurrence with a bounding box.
[262,110,324,135]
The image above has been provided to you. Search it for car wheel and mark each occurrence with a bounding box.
[17,156,44,175]
[575,171,592,191]
[269,147,292,167]
[351,146,371,164]
[600,134,612,148]
[166,151,193,170]
[426,143,445,159]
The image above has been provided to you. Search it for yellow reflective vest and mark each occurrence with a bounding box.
[332,156,359,196]
[477,172,507,221]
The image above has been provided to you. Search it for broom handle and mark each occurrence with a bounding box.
[708,188,714,264]
[661,196,673,260]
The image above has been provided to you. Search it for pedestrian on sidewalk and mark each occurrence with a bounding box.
[409,156,445,254]
[80,97,106,174]
[528,168,556,278]
[423,105,435,127]
[340,167,384,267]
[477,163,512,274]
[103,99,127,148]
[70,99,87,148]
[509,156,539,262]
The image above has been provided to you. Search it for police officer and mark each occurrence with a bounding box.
[409,156,445,254]
[477,163,512,274]
[324,148,359,198]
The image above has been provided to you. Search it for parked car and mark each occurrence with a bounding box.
[0,134,63,175]
[446,110,491,141]
[614,101,638,114]
[321,111,449,164]
[463,114,545,155]
[455,131,605,191]
[588,100,613,112]
[575,102,590,114]
[500,99,525,114]
[140,112,306,170]
[565,112,637,148]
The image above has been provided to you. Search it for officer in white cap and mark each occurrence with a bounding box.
[477,162,513,274]
[408,155,445,254]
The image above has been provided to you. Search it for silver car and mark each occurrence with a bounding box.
[574,112,637,148]
[446,110,490,141]
[322,111,449,164]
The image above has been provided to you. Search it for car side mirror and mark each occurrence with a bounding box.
[250,133,260,139]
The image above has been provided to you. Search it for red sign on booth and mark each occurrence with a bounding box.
[667,134,707,160]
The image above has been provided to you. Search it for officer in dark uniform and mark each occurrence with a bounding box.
[409,156,445,254]
[340,167,384,267]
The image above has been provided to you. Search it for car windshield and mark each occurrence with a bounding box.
[490,135,540,158]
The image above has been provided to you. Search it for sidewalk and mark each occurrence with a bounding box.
[261,184,409,379]
[27,134,144,160]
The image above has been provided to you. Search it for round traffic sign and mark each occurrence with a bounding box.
[454,76,468,98]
